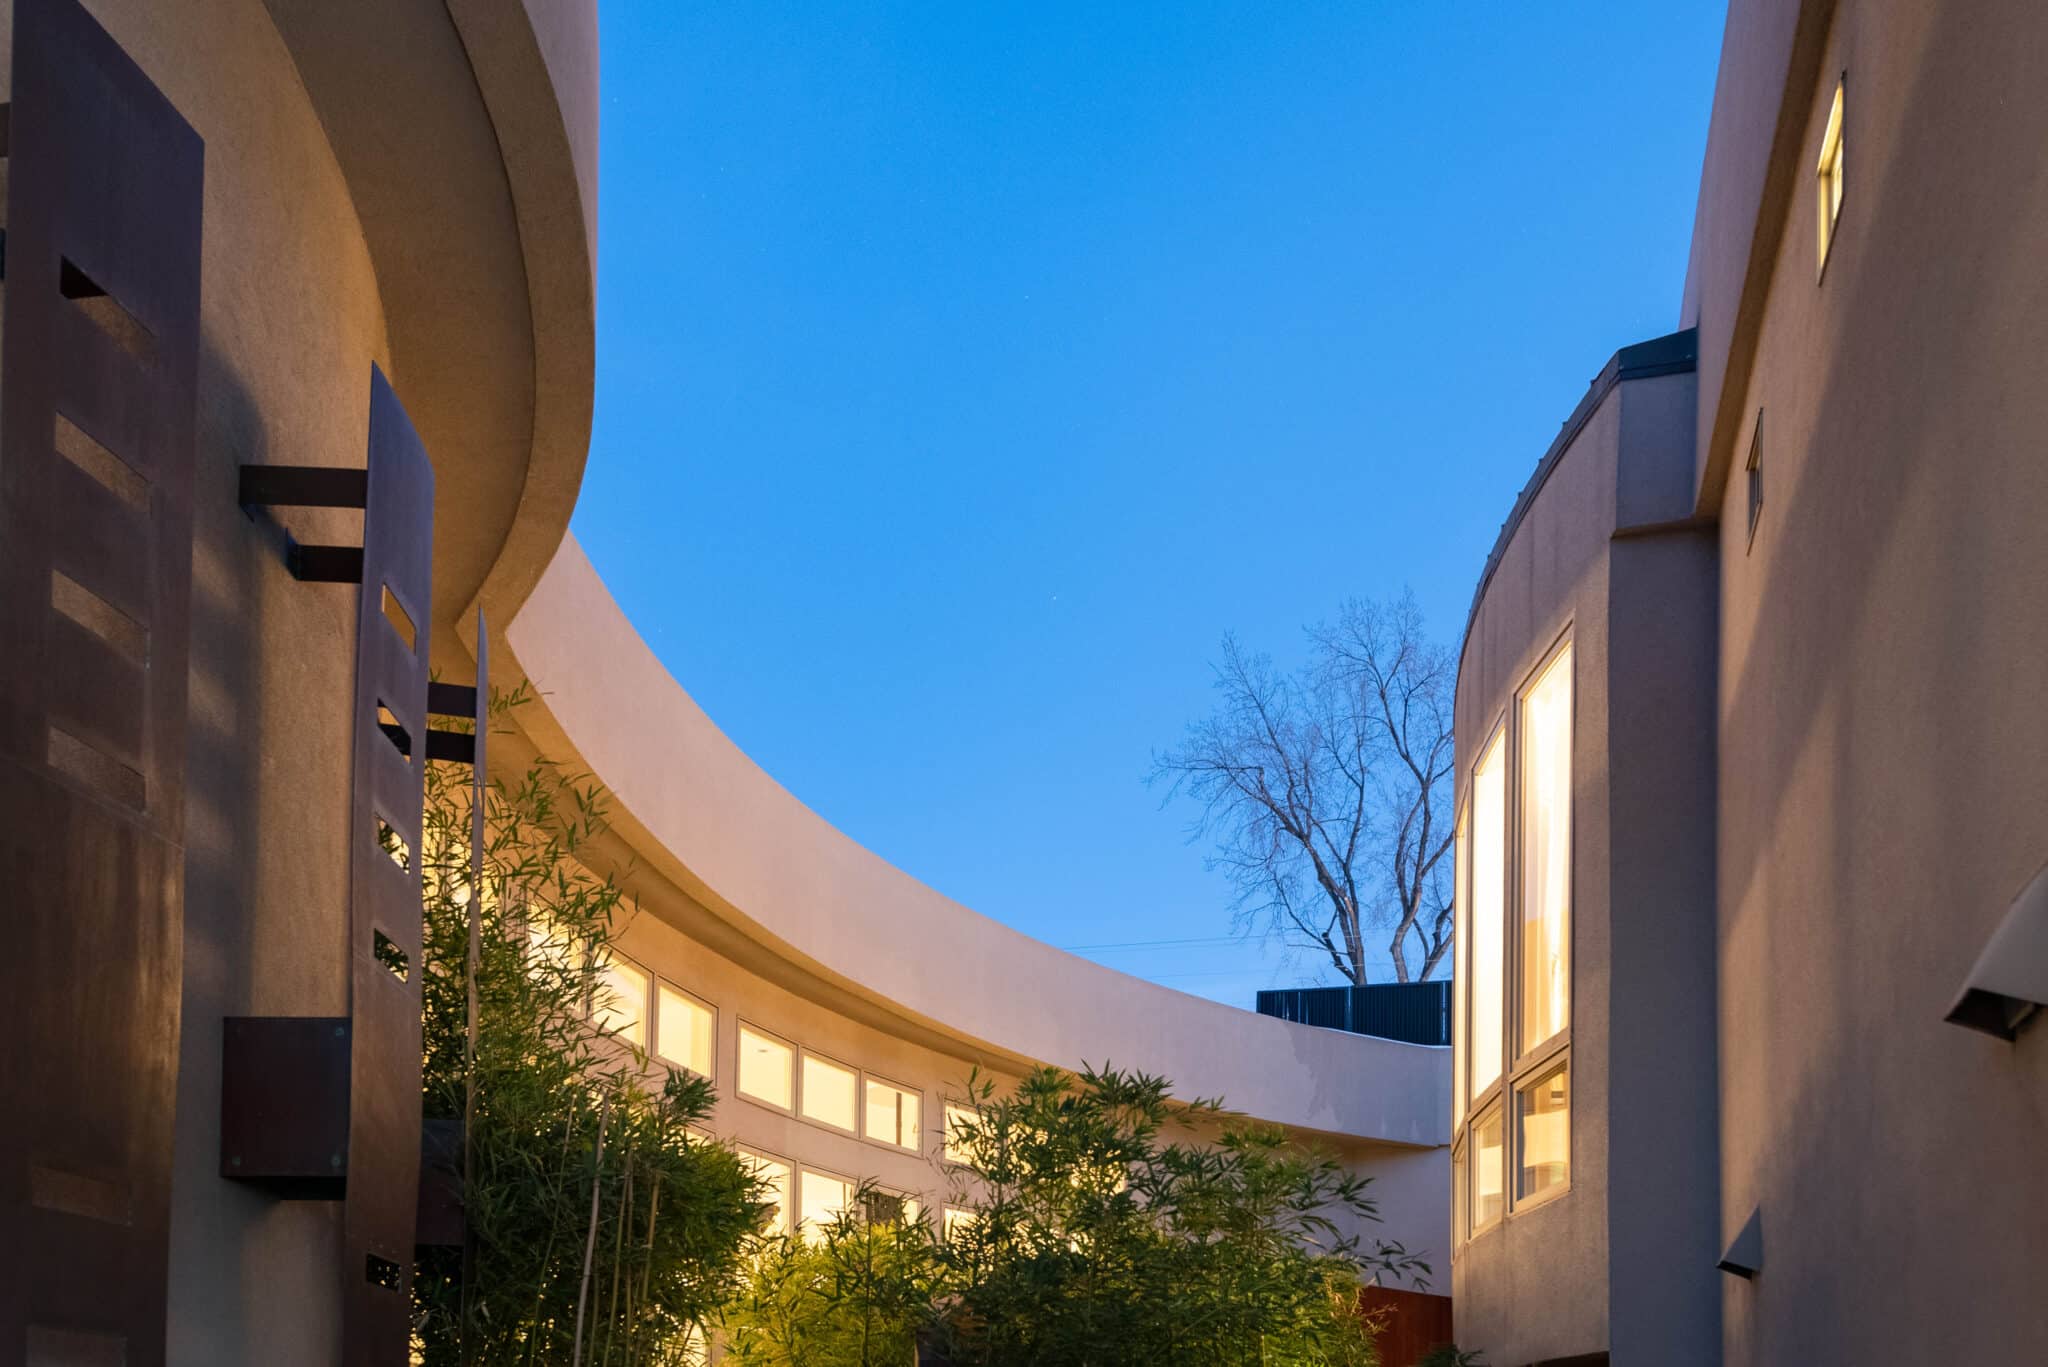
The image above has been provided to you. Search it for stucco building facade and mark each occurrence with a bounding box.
[0,1,1448,1363]
[1448,1,2048,1363]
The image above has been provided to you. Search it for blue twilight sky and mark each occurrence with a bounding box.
[576,2,1729,1005]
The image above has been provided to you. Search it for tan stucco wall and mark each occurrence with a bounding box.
[499,536,1454,1264]
[1702,1,2048,1361]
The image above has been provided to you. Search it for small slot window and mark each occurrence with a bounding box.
[1816,80,1846,275]
[54,413,148,508]
[381,585,417,654]
[376,816,411,873]
[61,256,155,365]
[1745,414,1765,548]
[51,570,147,665]
[373,930,410,983]
[364,1254,402,1290]
[376,702,412,759]
[46,724,144,809]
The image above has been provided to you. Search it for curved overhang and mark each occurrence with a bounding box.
[261,0,599,653]
[496,536,1451,1151]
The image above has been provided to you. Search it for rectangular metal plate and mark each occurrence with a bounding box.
[342,365,434,1363]
[219,1018,353,1199]
[0,0,203,1361]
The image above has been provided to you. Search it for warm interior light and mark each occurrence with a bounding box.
[1471,737,1506,1094]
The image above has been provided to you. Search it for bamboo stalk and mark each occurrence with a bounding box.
[572,1094,614,1367]
[599,1151,633,1366]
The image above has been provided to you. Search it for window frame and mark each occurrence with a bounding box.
[1455,624,1577,1243]
[861,1073,925,1154]
[653,978,717,1081]
[1745,411,1765,550]
[592,950,652,1051]
[734,1020,798,1116]
[797,1163,857,1242]
[737,1146,796,1236]
[942,1099,978,1166]
[797,1047,862,1136]
[1816,77,1846,279]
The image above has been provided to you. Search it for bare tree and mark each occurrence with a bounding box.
[1151,593,1456,983]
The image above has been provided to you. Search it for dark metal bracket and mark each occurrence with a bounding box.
[425,681,479,765]
[238,463,371,583]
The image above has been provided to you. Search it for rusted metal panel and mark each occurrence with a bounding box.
[342,366,435,1363]
[0,0,203,1361]
[219,1018,353,1199]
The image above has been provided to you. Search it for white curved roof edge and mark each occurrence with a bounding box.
[503,535,1450,1149]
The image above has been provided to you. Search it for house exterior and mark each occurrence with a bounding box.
[1447,1,2048,1363]
[0,2,1449,1363]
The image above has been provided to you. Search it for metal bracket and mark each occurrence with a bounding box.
[239,463,371,583]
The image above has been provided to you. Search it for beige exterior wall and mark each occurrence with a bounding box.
[1696,1,2048,1362]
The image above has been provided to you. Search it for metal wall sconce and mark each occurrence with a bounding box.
[1945,861,2048,1041]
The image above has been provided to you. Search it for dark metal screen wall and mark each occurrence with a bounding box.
[1254,983,1453,1047]
[343,367,435,1362]
[0,0,204,1362]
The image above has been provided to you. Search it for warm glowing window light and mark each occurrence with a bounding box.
[1817,81,1845,273]
[1471,735,1507,1095]
[1520,644,1573,1054]
[943,1102,977,1164]
[656,982,714,1077]
[737,1025,794,1110]
[593,953,649,1049]
[865,1077,923,1150]
[1453,806,1470,1124]
[800,1053,859,1131]
[1473,1105,1505,1232]
[1518,1062,1571,1201]
[799,1169,852,1243]
[740,1150,793,1235]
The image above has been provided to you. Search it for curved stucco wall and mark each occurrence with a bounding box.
[504,536,1450,1150]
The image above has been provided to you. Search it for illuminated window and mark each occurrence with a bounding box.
[799,1169,852,1243]
[862,1189,921,1226]
[800,1052,859,1132]
[865,1077,923,1150]
[1452,1139,1469,1243]
[943,1102,977,1164]
[1519,644,1573,1055]
[737,1025,794,1111]
[1472,1104,1505,1233]
[656,982,714,1078]
[740,1149,793,1235]
[593,953,649,1049]
[678,1325,708,1367]
[1470,734,1507,1095]
[1817,80,1845,273]
[943,1206,979,1242]
[1453,805,1469,1124]
[1518,1061,1570,1203]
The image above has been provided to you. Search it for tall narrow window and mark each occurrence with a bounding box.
[1519,644,1573,1055]
[1745,413,1765,548]
[737,1025,795,1110]
[740,1150,794,1235]
[593,953,649,1049]
[1452,806,1470,1124]
[1471,734,1507,1095]
[656,982,715,1078]
[944,1102,977,1164]
[1816,80,1845,274]
[799,1169,852,1243]
[1472,1104,1505,1233]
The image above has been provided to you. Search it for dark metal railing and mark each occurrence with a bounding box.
[1254,982,1452,1046]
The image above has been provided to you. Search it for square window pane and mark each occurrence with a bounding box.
[1472,736,1507,1093]
[1473,1105,1505,1231]
[738,1026,794,1110]
[656,983,714,1077]
[801,1053,858,1130]
[1518,1062,1570,1202]
[943,1206,978,1242]
[865,1078,922,1149]
[1520,645,1573,1053]
[740,1150,793,1235]
[593,954,648,1049]
[800,1169,851,1243]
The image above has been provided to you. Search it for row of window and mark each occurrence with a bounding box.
[588,947,985,1163]
[1452,636,1575,1241]
[735,1147,978,1244]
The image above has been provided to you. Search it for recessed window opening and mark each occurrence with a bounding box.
[593,953,649,1049]
[737,1024,795,1111]
[1816,80,1846,275]
[365,1254,402,1290]
[373,930,410,982]
[47,724,144,809]
[1517,1061,1571,1202]
[800,1052,858,1132]
[380,585,417,654]
[739,1149,793,1235]
[655,982,715,1077]
[865,1077,922,1151]
[1745,414,1765,548]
